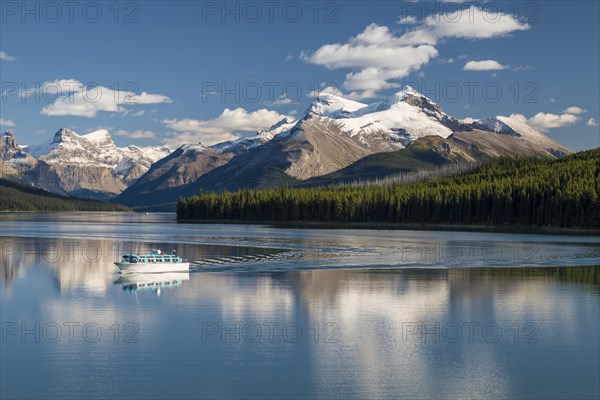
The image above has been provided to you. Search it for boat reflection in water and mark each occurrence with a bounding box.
[114,272,190,295]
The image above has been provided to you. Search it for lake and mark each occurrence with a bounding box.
[1,212,599,399]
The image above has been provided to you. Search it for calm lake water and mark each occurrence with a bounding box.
[1,212,599,399]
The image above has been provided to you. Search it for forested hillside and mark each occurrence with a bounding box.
[0,179,130,212]
[177,149,600,228]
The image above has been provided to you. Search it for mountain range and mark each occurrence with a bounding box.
[1,86,571,209]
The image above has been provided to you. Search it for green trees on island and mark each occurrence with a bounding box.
[177,148,600,228]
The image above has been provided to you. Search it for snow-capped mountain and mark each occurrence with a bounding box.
[0,130,38,179]
[116,117,297,206]
[29,128,169,170]
[3,85,572,207]
[152,85,571,198]
[211,117,297,155]
[7,128,170,199]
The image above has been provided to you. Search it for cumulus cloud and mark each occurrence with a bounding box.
[303,23,438,92]
[397,16,417,25]
[463,60,507,71]
[562,106,586,115]
[526,112,579,131]
[0,51,16,61]
[510,106,587,131]
[269,94,295,106]
[0,118,16,127]
[20,79,171,118]
[399,6,530,45]
[161,107,291,147]
[303,6,529,95]
[307,86,377,101]
[587,118,599,127]
[115,129,158,139]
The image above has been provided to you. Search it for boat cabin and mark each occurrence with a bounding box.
[121,250,182,264]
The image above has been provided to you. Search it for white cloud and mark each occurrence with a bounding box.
[115,129,158,139]
[161,107,291,147]
[303,7,528,95]
[303,23,438,92]
[130,110,145,117]
[0,51,16,61]
[399,6,530,45]
[397,16,417,24]
[0,118,16,127]
[587,118,599,127]
[307,86,378,101]
[562,106,586,115]
[20,79,171,118]
[463,60,507,71]
[523,109,583,132]
[527,113,579,131]
[269,94,295,106]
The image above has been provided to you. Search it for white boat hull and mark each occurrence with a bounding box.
[115,262,190,274]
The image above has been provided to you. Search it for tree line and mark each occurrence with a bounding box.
[177,149,600,228]
[0,179,129,212]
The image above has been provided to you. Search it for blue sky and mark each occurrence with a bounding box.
[1,1,598,150]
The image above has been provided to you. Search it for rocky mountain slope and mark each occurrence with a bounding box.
[1,129,170,200]
[116,118,297,207]
[3,86,572,209]
[124,86,569,209]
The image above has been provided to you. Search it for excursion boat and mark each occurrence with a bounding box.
[115,249,190,273]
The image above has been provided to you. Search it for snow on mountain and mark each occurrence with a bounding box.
[299,85,569,155]
[309,93,368,118]
[305,86,453,149]
[18,128,172,198]
[132,145,172,163]
[1,130,23,160]
[460,117,518,135]
[211,117,298,154]
[257,117,297,139]
[1,130,38,172]
[28,128,170,170]
[81,129,112,143]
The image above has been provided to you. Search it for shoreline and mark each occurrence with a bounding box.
[177,219,600,236]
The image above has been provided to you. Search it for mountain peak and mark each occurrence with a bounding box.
[398,85,422,97]
[52,128,78,144]
[1,129,21,159]
[308,92,367,117]
[82,129,112,143]
[264,116,295,131]
[381,85,445,116]
[390,85,432,103]
[257,117,297,138]
[181,143,207,153]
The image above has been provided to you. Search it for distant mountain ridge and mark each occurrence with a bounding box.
[116,86,570,209]
[1,86,572,208]
[1,128,170,200]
